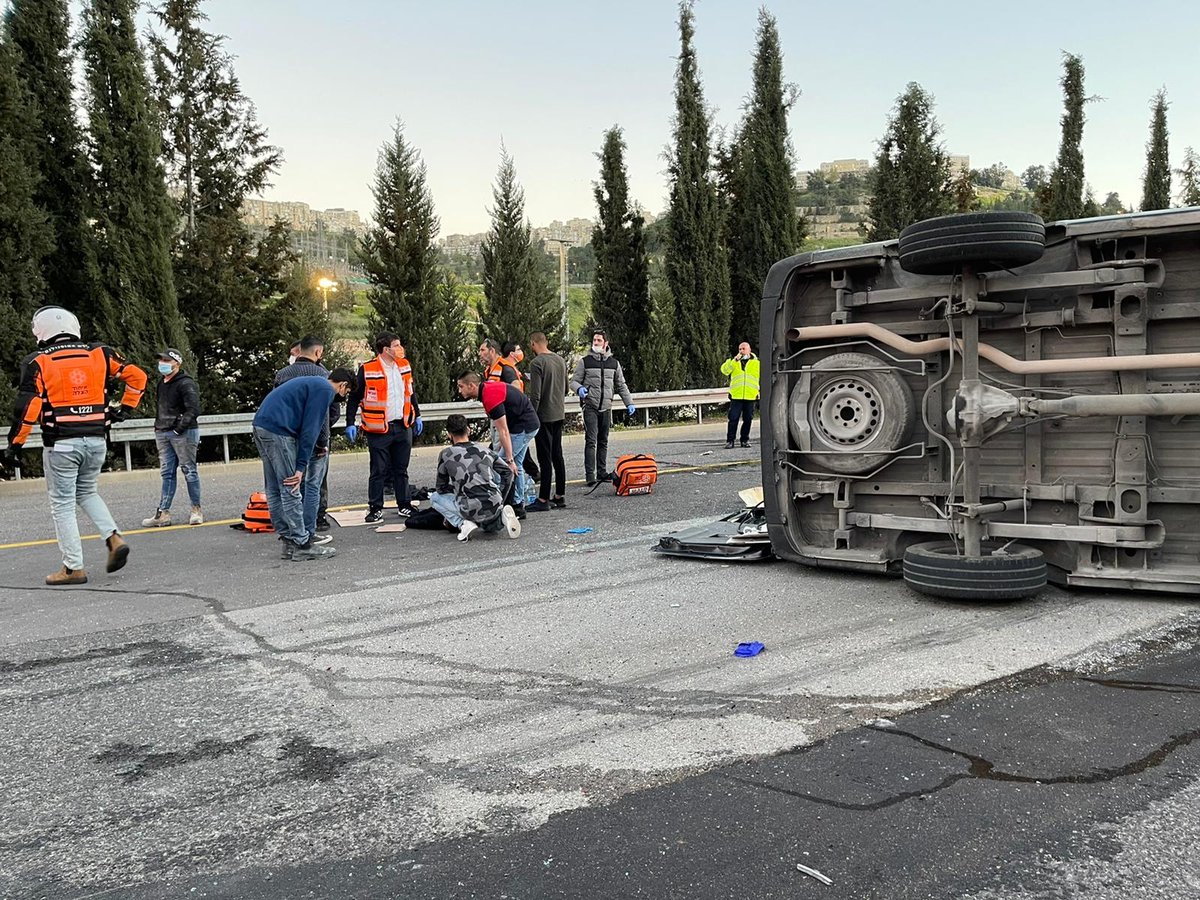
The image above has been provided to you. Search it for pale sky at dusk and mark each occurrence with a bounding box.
[184,0,1199,234]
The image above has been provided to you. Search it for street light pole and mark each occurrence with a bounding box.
[547,236,574,335]
[317,276,337,312]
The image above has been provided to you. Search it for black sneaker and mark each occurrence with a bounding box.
[552,496,566,509]
[724,441,734,449]
[740,440,751,448]
[398,506,415,519]
[512,504,527,521]
[585,479,597,487]
[316,517,331,531]
[364,509,384,524]
[527,499,551,512]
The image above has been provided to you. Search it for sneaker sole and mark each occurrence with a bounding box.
[502,508,521,539]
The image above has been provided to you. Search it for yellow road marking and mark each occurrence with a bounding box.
[0,458,756,552]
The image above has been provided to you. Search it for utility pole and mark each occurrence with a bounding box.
[547,236,574,335]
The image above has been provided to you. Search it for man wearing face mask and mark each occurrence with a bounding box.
[345,332,424,523]
[141,349,203,527]
[569,329,635,486]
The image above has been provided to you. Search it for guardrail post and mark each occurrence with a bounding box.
[644,408,649,428]
[697,404,703,425]
[124,443,132,471]
[223,435,230,464]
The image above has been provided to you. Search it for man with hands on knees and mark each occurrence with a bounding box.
[569,328,635,486]
[455,372,539,519]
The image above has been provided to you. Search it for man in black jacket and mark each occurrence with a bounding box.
[142,349,204,527]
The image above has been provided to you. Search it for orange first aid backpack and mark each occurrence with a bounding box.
[240,491,274,532]
[613,454,657,496]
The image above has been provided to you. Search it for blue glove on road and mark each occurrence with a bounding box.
[414,417,424,436]
[345,425,358,442]
[627,404,637,415]
[577,386,588,399]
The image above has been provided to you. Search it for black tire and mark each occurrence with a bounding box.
[898,212,1046,275]
[789,352,915,475]
[903,541,1047,601]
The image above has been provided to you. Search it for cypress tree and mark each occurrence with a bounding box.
[81,0,186,364]
[591,126,650,374]
[479,148,562,350]
[636,278,685,392]
[6,0,100,333]
[1178,147,1200,207]
[0,34,53,413]
[867,82,953,240]
[726,9,803,348]
[665,0,730,387]
[358,123,451,400]
[150,0,303,413]
[430,272,472,391]
[1044,53,1088,221]
[1140,89,1171,212]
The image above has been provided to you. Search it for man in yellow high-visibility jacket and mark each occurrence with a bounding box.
[720,341,760,449]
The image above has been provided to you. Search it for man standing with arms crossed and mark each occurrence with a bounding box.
[526,332,566,511]
[721,341,760,449]
[3,306,146,584]
[141,348,203,528]
[345,332,424,524]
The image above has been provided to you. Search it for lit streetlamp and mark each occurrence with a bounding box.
[317,276,338,312]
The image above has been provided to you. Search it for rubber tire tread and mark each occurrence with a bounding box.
[902,541,1047,601]
[898,212,1046,275]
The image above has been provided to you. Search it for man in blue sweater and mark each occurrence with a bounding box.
[253,368,356,560]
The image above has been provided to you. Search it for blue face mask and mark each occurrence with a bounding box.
[157,362,174,375]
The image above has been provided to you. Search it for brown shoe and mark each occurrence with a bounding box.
[105,533,130,573]
[46,566,88,586]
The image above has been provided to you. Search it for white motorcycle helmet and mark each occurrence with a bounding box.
[31,306,81,343]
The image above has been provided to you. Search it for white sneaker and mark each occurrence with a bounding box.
[189,505,204,525]
[501,505,521,539]
[457,520,479,542]
[311,533,334,546]
[142,509,171,527]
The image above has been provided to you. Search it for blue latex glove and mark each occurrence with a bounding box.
[577,386,588,399]
[627,404,637,415]
[414,417,424,436]
[734,641,765,658]
[345,425,358,442]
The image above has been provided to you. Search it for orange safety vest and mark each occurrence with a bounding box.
[486,358,523,392]
[11,341,147,445]
[358,355,415,433]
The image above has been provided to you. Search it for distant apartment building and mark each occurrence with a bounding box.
[241,198,366,235]
[819,158,871,178]
[440,233,487,257]
[533,217,595,248]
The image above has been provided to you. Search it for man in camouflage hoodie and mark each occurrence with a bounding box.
[431,414,522,542]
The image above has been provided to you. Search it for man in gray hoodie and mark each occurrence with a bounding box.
[569,329,636,486]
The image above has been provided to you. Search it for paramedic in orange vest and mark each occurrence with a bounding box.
[3,306,147,585]
[345,332,424,523]
[479,338,520,388]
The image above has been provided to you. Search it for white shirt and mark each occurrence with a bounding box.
[382,356,405,422]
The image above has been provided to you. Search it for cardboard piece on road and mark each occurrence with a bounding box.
[328,510,378,527]
[374,524,407,534]
[738,486,764,507]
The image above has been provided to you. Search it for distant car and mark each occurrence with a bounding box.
[760,208,1200,599]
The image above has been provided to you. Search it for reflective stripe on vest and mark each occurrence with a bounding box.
[359,357,414,433]
[728,357,761,400]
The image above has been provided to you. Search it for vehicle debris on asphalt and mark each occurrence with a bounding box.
[795,863,833,885]
[653,487,773,562]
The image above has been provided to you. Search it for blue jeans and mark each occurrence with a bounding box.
[155,428,201,510]
[430,491,464,528]
[509,429,538,502]
[253,427,308,547]
[302,453,328,538]
[42,436,119,570]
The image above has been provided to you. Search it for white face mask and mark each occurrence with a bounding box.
[287,355,296,366]
[592,342,605,353]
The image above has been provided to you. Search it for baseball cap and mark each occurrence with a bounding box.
[156,348,183,364]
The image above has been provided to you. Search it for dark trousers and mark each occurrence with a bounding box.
[535,419,566,500]
[727,399,756,443]
[318,468,329,519]
[367,423,412,511]
[582,407,611,481]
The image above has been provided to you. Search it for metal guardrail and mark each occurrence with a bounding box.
[1,388,731,474]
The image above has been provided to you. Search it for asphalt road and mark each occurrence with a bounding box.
[1,421,1198,899]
